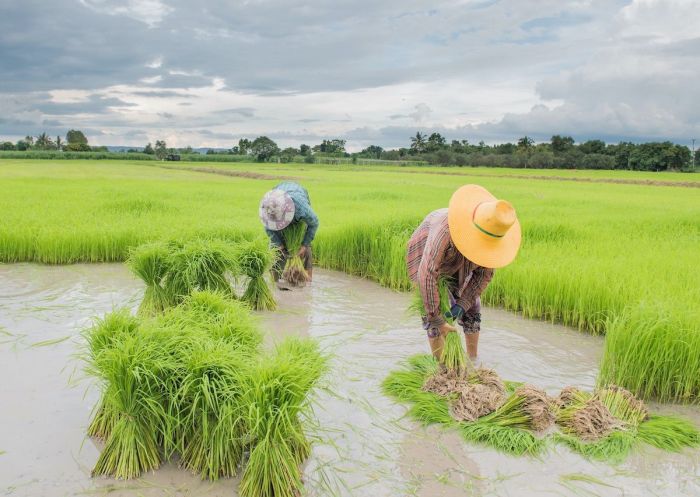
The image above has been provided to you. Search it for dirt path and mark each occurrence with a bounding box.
[153,163,300,181]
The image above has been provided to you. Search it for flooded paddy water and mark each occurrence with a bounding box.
[1,264,698,497]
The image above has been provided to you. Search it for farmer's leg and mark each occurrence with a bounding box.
[424,317,445,362]
[304,246,313,281]
[459,297,481,359]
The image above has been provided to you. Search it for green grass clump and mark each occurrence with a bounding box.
[280,222,309,286]
[236,239,276,311]
[127,242,172,315]
[240,337,328,497]
[553,430,636,464]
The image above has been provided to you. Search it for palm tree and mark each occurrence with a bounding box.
[35,132,54,150]
[56,136,63,150]
[410,132,426,154]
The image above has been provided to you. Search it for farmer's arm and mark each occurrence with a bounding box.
[265,227,284,248]
[301,207,319,246]
[456,267,494,312]
[417,226,450,328]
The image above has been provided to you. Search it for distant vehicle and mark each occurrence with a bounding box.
[165,154,181,161]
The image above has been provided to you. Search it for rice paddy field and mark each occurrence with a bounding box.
[1,159,699,404]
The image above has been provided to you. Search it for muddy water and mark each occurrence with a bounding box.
[0,264,698,497]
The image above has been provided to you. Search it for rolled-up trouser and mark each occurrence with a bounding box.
[422,293,482,337]
[271,245,313,280]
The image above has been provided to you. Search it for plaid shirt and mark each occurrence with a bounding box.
[407,208,494,328]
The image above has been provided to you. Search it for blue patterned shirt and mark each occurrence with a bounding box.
[265,181,319,247]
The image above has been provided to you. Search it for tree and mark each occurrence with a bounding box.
[280,147,299,163]
[238,138,252,155]
[299,144,311,156]
[409,132,426,154]
[517,136,534,150]
[550,135,574,153]
[0,141,15,150]
[143,143,155,155]
[250,136,279,161]
[579,139,606,155]
[24,135,35,147]
[426,132,446,152]
[56,136,63,150]
[360,145,383,158]
[35,132,55,150]
[16,140,30,151]
[66,129,88,145]
[312,139,346,154]
[154,140,168,160]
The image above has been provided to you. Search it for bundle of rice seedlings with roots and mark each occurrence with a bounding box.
[480,385,555,433]
[555,388,621,441]
[127,242,172,315]
[240,337,327,497]
[177,340,250,480]
[598,385,649,427]
[236,239,276,311]
[164,239,237,303]
[281,222,310,286]
[83,310,141,440]
[410,276,469,374]
[90,334,167,479]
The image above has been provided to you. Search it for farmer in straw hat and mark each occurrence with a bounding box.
[259,181,319,289]
[407,184,521,362]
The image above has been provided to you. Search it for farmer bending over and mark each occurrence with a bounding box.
[407,184,521,362]
[259,181,319,289]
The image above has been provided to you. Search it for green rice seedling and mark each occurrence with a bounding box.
[636,415,700,452]
[176,340,250,480]
[160,290,262,354]
[478,385,555,433]
[555,387,623,442]
[236,239,276,311]
[597,386,649,427]
[83,310,141,440]
[239,337,328,497]
[410,276,468,374]
[280,221,309,286]
[460,422,547,457]
[554,430,636,464]
[127,242,172,315]
[163,238,238,303]
[90,334,168,479]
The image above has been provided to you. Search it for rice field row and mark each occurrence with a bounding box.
[1,159,698,403]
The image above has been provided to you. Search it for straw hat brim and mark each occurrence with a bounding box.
[447,184,521,269]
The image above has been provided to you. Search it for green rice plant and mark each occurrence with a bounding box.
[236,239,276,311]
[89,334,168,479]
[176,340,250,480]
[163,238,238,303]
[410,276,468,373]
[597,386,648,427]
[478,385,555,433]
[126,241,172,315]
[239,337,328,497]
[161,290,262,354]
[460,422,547,457]
[553,430,637,464]
[83,310,141,439]
[280,221,309,286]
[636,415,700,452]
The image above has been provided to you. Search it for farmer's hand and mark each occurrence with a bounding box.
[438,322,457,336]
[297,245,308,258]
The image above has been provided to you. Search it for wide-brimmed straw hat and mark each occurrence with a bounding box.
[447,184,521,269]
[259,189,295,231]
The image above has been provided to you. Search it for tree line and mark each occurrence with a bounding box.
[2,129,696,171]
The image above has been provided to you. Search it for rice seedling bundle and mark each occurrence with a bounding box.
[478,385,555,433]
[90,333,168,479]
[163,238,238,303]
[555,387,620,441]
[410,276,469,374]
[240,338,328,497]
[236,239,276,310]
[280,221,310,286]
[126,242,172,315]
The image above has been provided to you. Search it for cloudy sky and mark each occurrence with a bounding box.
[1,0,699,150]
